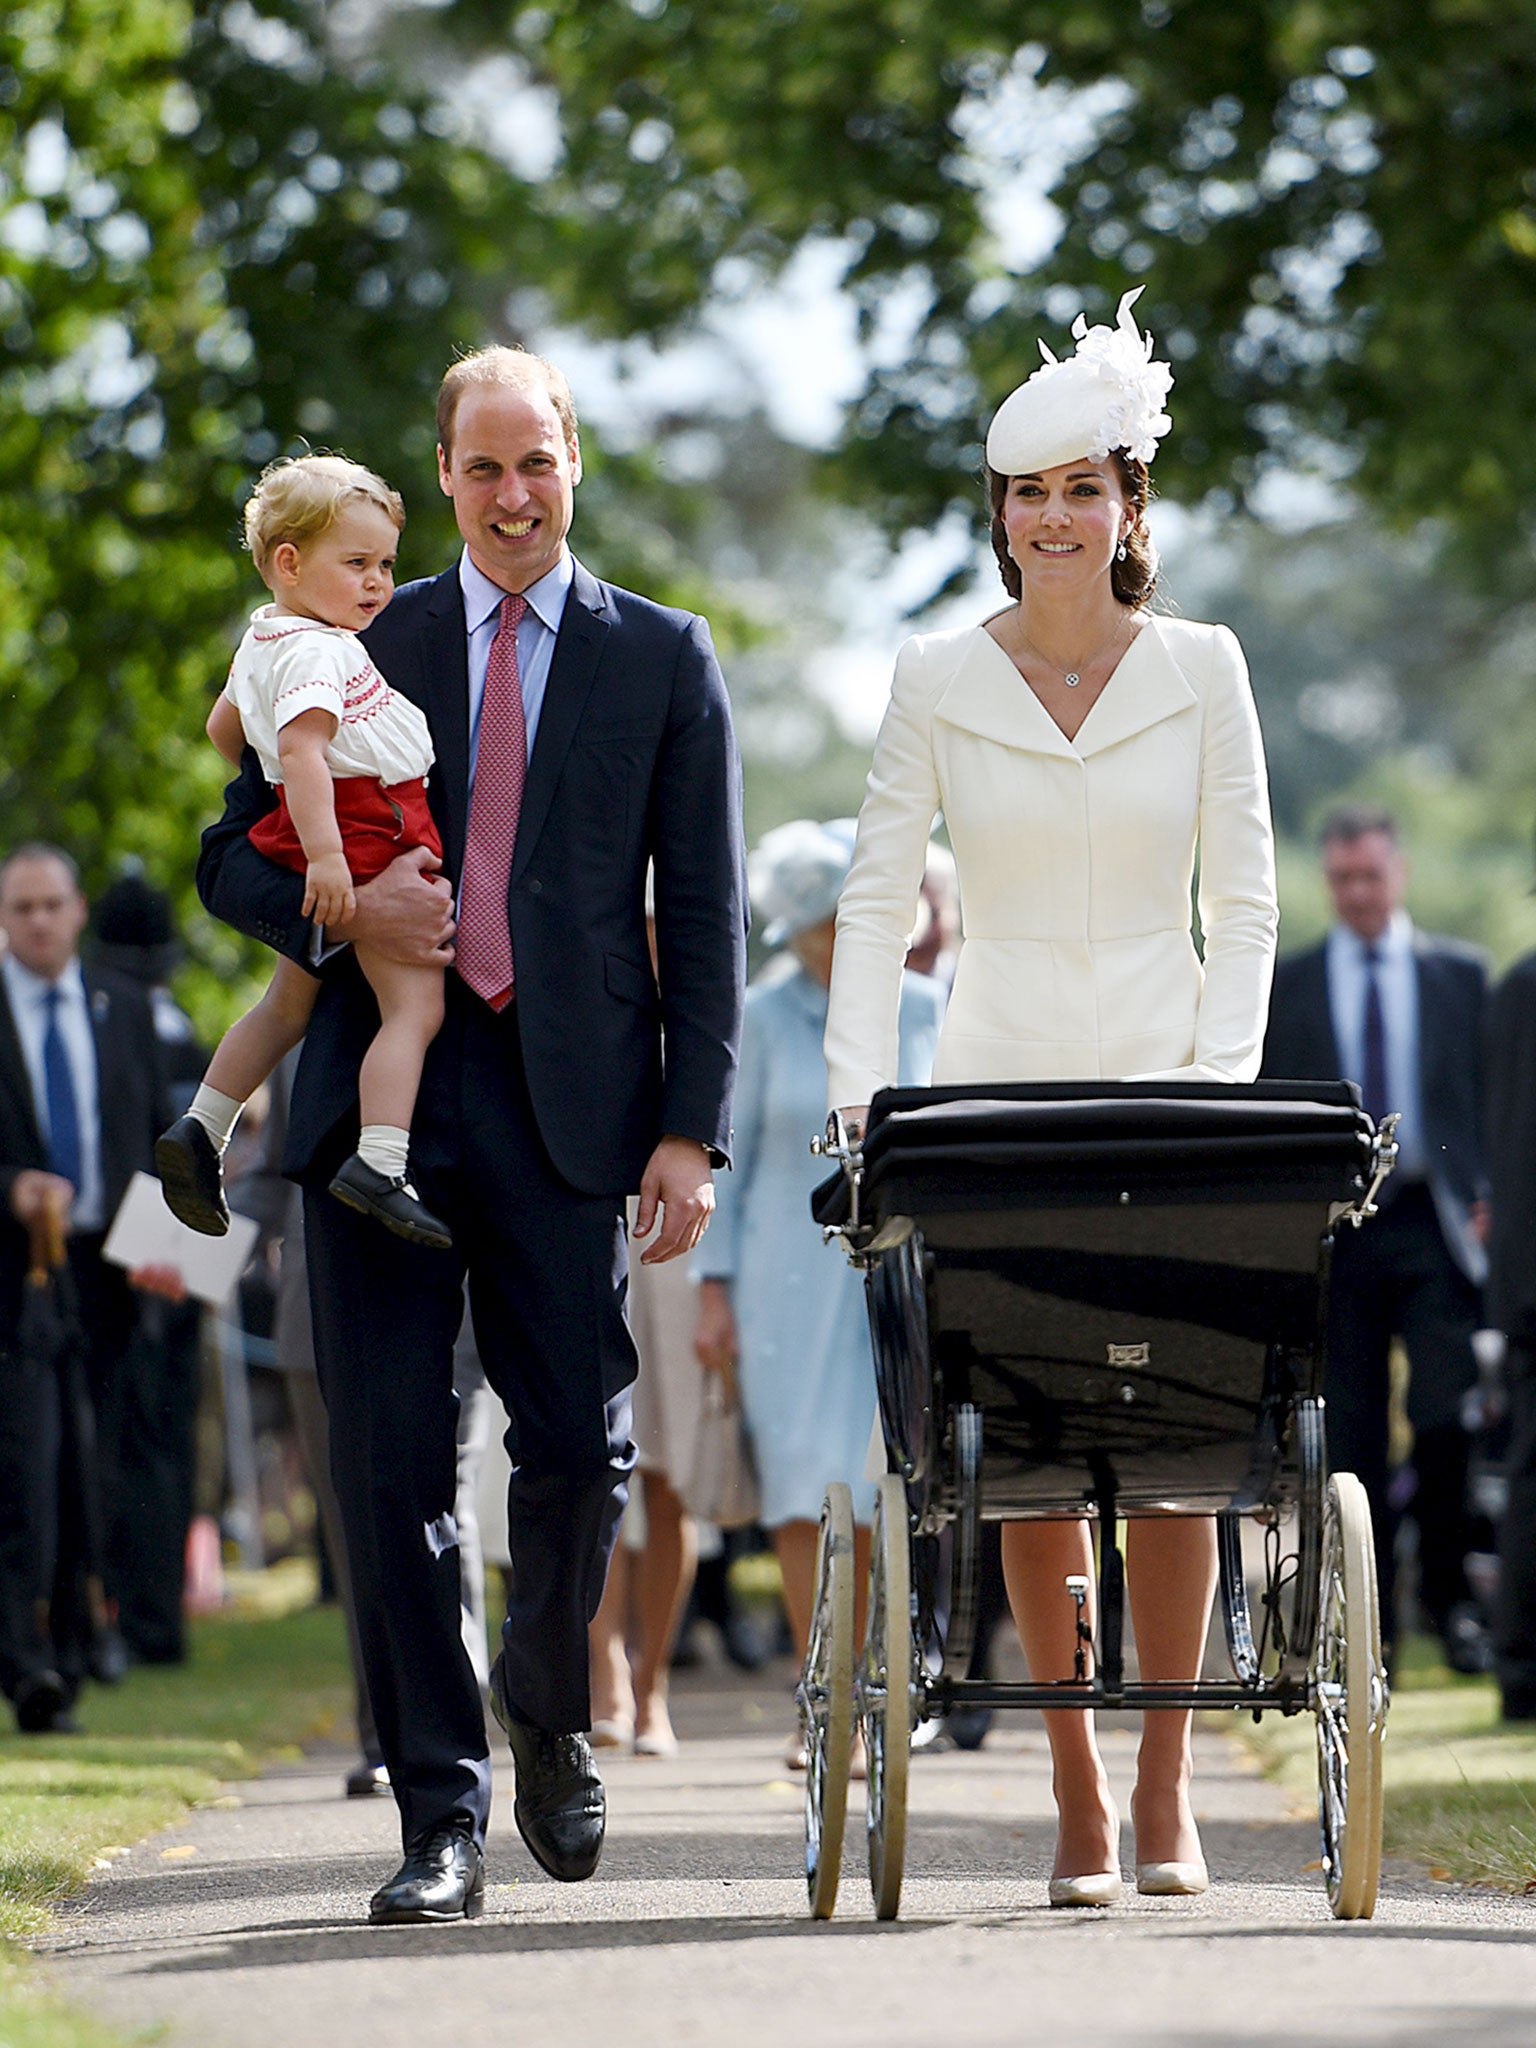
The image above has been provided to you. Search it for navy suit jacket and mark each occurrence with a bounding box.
[0,965,169,1336]
[1260,931,1489,1282]
[196,558,748,1197]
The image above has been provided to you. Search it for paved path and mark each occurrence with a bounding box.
[40,1667,1536,2048]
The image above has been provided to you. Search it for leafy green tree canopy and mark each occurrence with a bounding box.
[448,0,1536,569]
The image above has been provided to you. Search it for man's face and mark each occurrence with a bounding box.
[437,381,581,594]
[0,856,88,980]
[1322,829,1405,941]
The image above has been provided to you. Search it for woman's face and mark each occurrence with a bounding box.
[999,458,1132,598]
[789,916,838,990]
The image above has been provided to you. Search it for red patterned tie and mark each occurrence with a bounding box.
[456,593,528,1010]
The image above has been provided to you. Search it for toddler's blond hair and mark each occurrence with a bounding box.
[243,454,405,579]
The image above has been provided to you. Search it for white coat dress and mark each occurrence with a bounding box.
[825,614,1278,1107]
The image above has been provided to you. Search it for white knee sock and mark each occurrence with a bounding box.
[357,1124,411,1180]
[187,1085,243,1156]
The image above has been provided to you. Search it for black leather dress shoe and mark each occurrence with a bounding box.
[14,1670,76,1734]
[155,1115,230,1236]
[490,1656,605,1881]
[345,1758,391,1798]
[329,1154,453,1250]
[368,1828,483,1924]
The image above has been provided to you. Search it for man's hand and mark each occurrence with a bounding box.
[693,1277,738,1380]
[1470,1197,1492,1248]
[634,1136,714,1265]
[9,1169,74,1229]
[333,847,455,964]
[131,1263,189,1303]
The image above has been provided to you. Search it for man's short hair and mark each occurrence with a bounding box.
[0,842,81,894]
[1319,804,1399,850]
[437,346,579,457]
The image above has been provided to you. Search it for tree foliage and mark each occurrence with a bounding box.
[452,0,1536,573]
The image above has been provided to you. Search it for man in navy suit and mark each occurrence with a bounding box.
[0,846,174,1730]
[1261,805,1490,1669]
[198,349,747,1922]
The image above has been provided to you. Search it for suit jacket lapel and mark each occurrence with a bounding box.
[0,977,44,1157]
[1305,945,1345,1075]
[423,568,473,880]
[1414,939,1445,1092]
[1073,620,1199,758]
[511,560,612,882]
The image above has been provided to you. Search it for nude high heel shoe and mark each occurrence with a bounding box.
[1135,1860,1209,1897]
[1048,1870,1124,1908]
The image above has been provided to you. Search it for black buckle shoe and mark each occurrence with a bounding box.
[329,1154,453,1250]
[490,1655,606,1882]
[368,1828,483,1924]
[155,1116,230,1236]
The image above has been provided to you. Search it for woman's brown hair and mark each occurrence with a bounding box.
[986,450,1158,609]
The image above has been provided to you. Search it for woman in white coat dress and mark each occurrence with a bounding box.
[825,291,1279,1908]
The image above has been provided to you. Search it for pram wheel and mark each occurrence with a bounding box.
[861,1471,913,1920]
[1313,1471,1386,1919]
[800,1482,855,1919]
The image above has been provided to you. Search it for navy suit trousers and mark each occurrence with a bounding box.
[303,984,636,1851]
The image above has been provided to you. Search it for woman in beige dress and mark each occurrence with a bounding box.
[824,290,1279,1907]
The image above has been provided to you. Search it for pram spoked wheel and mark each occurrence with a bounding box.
[860,1471,913,1920]
[800,1481,855,1918]
[1313,1471,1386,1919]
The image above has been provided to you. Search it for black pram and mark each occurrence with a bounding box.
[800,1080,1397,1923]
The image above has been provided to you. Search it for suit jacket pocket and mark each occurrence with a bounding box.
[605,951,658,1009]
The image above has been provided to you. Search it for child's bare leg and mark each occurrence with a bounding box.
[327,949,451,1248]
[159,959,317,1236]
[203,957,319,1103]
[353,950,445,1134]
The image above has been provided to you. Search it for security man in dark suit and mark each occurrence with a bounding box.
[198,347,747,1924]
[1261,804,1490,1667]
[0,845,176,1730]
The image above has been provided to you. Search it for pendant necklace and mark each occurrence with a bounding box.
[1029,615,1127,689]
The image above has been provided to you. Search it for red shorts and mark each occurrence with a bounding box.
[249,775,443,886]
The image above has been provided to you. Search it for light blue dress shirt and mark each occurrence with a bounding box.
[1326,911,1426,1178]
[1,952,105,1230]
[458,548,573,791]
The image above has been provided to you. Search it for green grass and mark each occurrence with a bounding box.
[0,1593,353,2042]
[1240,1633,1536,1891]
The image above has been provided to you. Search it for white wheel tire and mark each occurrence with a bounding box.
[1313,1470,1387,1919]
[801,1483,855,1919]
[862,1471,913,1921]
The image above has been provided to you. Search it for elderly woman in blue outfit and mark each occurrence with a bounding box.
[694,819,945,1754]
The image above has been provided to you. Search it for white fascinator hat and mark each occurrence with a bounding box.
[749,818,857,949]
[986,287,1174,477]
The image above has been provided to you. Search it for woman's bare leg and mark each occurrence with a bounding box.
[775,1518,873,1666]
[203,957,317,1102]
[1001,1519,1119,1880]
[354,950,444,1133]
[588,1538,636,1737]
[631,1473,697,1750]
[1125,1515,1217,1869]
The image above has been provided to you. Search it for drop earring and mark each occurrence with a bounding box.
[1116,539,1128,562]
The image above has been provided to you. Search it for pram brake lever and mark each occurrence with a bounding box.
[1339,1112,1401,1229]
[811,1110,865,1243]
